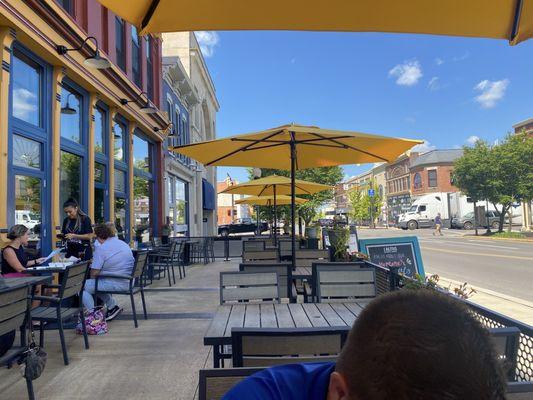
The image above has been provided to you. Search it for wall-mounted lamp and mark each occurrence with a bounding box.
[120,92,158,114]
[153,123,173,134]
[60,93,77,115]
[56,36,111,69]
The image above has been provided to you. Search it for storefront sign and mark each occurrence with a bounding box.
[358,236,424,278]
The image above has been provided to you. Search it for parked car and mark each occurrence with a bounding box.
[218,218,269,236]
[451,211,503,230]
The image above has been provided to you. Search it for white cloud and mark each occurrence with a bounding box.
[473,79,509,108]
[388,60,423,86]
[466,135,480,145]
[435,58,444,66]
[404,116,416,124]
[195,31,220,57]
[411,140,436,153]
[428,77,440,90]
[12,88,38,120]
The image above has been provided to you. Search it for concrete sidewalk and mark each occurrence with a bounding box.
[0,259,238,400]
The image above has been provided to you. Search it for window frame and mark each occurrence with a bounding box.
[115,17,126,72]
[131,25,142,87]
[428,169,438,188]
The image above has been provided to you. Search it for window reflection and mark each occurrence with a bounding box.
[113,122,125,161]
[13,135,41,170]
[133,177,152,243]
[14,175,42,247]
[114,169,126,193]
[59,151,81,215]
[12,50,41,126]
[115,197,127,242]
[60,86,81,143]
[94,107,105,153]
[133,135,150,172]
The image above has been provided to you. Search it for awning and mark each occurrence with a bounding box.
[202,178,216,210]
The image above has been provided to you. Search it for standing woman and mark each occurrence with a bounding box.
[61,198,94,260]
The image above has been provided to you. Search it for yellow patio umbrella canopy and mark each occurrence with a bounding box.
[220,175,331,196]
[235,195,308,206]
[171,124,422,169]
[98,0,532,45]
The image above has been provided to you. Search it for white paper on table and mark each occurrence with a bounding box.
[41,248,63,263]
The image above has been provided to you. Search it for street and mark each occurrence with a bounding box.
[356,228,533,303]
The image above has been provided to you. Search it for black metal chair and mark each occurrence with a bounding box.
[94,250,149,328]
[148,240,178,286]
[32,261,90,365]
[0,285,35,399]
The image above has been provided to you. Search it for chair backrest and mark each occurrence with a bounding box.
[0,285,29,337]
[506,382,533,400]
[278,239,295,257]
[243,240,265,252]
[310,262,366,300]
[198,367,265,400]
[231,327,350,367]
[220,271,280,305]
[242,249,278,263]
[239,263,292,299]
[59,261,90,299]
[152,237,162,247]
[316,267,376,302]
[294,249,329,267]
[489,327,520,381]
[133,250,149,279]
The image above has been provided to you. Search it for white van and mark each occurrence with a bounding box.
[398,193,449,230]
[15,210,40,230]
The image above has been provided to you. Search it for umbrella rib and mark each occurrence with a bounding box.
[205,130,284,166]
[306,132,389,162]
[141,0,160,31]
[511,0,524,42]
[230,138,288,144]
[242,142,287,151]
[300,142,349,149]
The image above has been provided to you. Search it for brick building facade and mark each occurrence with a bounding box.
[410,150,463,199]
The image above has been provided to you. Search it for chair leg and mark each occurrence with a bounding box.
[25,374,35,400]
[171,263,177,283]
[166,265,172,287]
[140,288,148,320]
[80,308,89,349]
[39,322,44,347]
[57,312,69,365]
[130,293,138,328]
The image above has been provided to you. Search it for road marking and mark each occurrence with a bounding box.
[465,241,518,250]
[420,246,533,261]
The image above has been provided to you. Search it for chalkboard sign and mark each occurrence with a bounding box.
[358,236,425,278]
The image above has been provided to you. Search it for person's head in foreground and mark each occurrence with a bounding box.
[223,289,506,400]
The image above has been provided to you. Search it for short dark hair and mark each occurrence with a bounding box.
[94,223,113,241]
[7,224,29,240]
[336,290,506,400]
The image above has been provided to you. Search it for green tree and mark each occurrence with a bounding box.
[247,166,343,227]
[453,132,533,232]
[347,189,367,224]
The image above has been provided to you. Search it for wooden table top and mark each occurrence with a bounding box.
[0,276,52,293]
[293,267,312,278]
[204,301,369,345]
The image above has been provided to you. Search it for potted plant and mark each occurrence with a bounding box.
[326,217,349,261]
[134,225,147,245]
[160,223,171,244]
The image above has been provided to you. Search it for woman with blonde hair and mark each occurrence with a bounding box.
[1,224,46,277]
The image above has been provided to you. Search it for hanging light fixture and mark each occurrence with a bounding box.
[154,122,173,134]
[56,36,111,70]
[120,91,158,114]
[61,93,77,115]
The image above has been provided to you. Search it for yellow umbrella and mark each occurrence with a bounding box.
[98,0,532,45]
[172,123,422,268]
[220,175,331,196]
[221,174,331,243]
[235,195,308,206]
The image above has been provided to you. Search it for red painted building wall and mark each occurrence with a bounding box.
[411,165,459,196]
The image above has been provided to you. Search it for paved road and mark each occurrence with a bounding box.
[356,228,533,302]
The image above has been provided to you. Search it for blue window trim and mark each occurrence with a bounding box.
[7,43,53,254]
[133,128,158,234]
[94,101,110,222]
[59,79,89,213]
[113,114,130,242]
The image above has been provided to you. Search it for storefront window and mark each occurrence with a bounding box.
[59,150,81,215]
[94,106,105,153]
[60,86,82,143]
[114,169,126,193]
[133,177,152,242]
[13,135,41,170]
[14,175,42,244]
[115,197,127,241]
[131,26,141,87]
[175,178,188,235]
[11,50,41,126]
[113,121,125,161]
[133,135,151,172]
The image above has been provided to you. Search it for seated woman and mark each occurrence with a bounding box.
[1,224,46,277]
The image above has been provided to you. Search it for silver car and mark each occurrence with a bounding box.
[451,211,502,230]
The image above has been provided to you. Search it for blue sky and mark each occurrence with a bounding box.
[195,31,533,182]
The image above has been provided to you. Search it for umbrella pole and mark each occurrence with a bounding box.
[290,137,296,271]
[273,185,277,246]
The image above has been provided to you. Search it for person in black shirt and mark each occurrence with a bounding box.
[61,198,93,260]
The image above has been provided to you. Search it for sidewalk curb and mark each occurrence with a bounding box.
[461,235,533,243]
[434,275,533,310]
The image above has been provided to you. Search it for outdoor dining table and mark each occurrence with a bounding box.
[204,301,369,367]
[0,275,52,293]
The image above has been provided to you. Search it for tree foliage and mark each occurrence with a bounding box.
[453,132,533,232]
[347,178,383,226]
[247,166,344,226]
